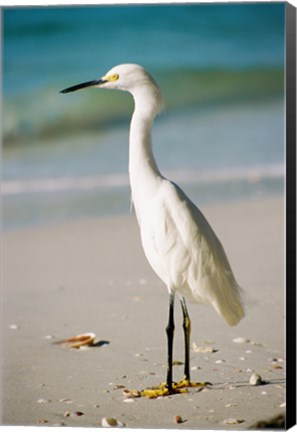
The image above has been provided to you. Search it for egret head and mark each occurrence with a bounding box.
[99,64,154,91]
[60,63,163,116]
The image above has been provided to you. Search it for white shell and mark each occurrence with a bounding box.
[249,372,262,385]
[192,342,216,353]
[232,337,249,344]
[101,417,125,428]
[223,418,245,425]
[122,389,141,398]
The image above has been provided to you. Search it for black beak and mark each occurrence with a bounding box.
[60,79,107,94]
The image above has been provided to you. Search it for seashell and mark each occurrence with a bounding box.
[250,340,263,346]
[223,418,245,425]
[122,389,141,398]
[192,343,217,353]
[59,398,73,403]
[57,332,96,349]
[37,398,51,403]
[272,363,283,369]
[249,372,262,386]
[174,415,183,423]
[232,337,249,344]
[123,398,135,403]
[101,417,125,427]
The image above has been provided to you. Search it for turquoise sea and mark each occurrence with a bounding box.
[3,3,285,230]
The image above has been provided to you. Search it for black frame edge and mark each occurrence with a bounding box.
[286,1,297,430]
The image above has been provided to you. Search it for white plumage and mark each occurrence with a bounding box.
[61,63,245,394]
[139,180,244,326]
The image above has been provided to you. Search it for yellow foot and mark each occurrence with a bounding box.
[140,384,176,399]
[173,378,212,389]
[124,380,211,399]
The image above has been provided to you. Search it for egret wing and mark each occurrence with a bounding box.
[159,180,245,326]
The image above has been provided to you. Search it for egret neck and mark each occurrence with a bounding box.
[129,86,163,221]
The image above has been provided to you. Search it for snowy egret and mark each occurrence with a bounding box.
[60,64,245,397]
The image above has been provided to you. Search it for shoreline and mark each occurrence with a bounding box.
[3,188,284,233]
[2,195,285,428]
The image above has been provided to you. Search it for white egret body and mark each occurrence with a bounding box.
[61,64,245,396]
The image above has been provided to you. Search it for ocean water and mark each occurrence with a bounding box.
[2,3,285,230]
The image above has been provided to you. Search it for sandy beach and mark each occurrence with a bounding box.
[2,195,285,429]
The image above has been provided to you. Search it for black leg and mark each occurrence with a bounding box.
[166,293,175,391]
[181,297,191,382]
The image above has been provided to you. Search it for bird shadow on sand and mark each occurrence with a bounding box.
[211,377,286,389]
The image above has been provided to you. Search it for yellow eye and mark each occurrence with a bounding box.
[109,74,119,82]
